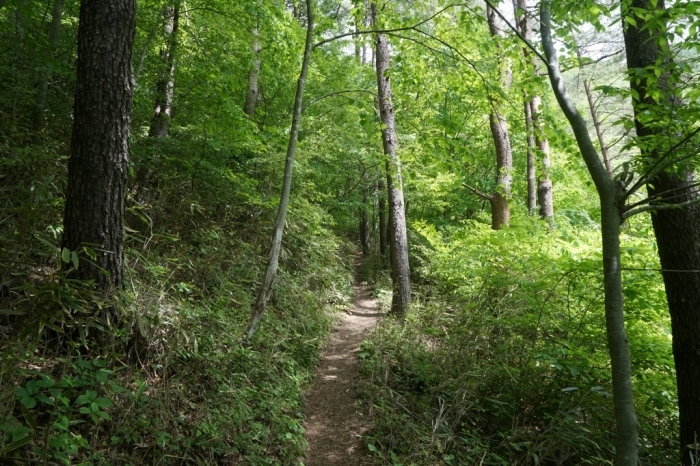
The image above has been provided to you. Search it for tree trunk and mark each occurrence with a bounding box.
[513,0,539,215]
[524,100,536,212]
[244,14,261,117]
[622,1,700,463]
[576,45,612,175]
[32,0,65,136]
[245,0,314,339]
[485,2,513,230]
[515,0,553,221]
[360,172,371,256]
[541,3,640,464]
[149,1,179,138]
[373,5,410,316]
[531,96,553,220]
[378,179,387,256]
[62,0,136,298]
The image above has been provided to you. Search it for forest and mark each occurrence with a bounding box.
[1,0,699,464]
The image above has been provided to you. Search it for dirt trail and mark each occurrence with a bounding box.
[302,282,381,466]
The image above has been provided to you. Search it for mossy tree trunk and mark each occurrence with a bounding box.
[372,3,410,316]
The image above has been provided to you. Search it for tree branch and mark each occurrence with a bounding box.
[483,0,549,69]
[462,182,492,201]
[625,126,700,198]
[302,89,376,112]
[623,181,700,212]
[623,196,700,220]
[312,3,456,49]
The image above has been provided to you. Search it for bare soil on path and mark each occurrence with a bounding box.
[301,282,381,466]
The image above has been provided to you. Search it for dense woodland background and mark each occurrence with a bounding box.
[1,0,699,464]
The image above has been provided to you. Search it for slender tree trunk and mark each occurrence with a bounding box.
[373,4,410,316]
[360,172,371,256]
[622,1,700,463]
[515,0,553,220]
[245,0,314,339]
[524,100,536,212]
[513,0,538,214]
[32,0,65,136]
[149,1,179,138]
[135,4,166,83]
[531,96,553,220]
[62,0,136,298]
[576,46,612,175]
[541,4,639,464]
[244,12,261,117]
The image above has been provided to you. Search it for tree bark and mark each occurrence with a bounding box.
[62,0,136,298]
[373,3,410,315]
[245,0,314,339]
[541,3,640,464]
[32,0,65,136]
[486,2,513,230]
[515,0,553,221]
[360,172,371,256]
[531,96,553,220]
[513,0,537,213]
[244,8,261,117]
[149,0,179,138]
[622,1,700,463]
[524,100,536,212]
[377,179,388,256]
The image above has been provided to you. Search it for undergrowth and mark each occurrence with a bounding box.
[359,217,677,466]
[0,139,354,465]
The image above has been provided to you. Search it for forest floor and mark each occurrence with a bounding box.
[301,275,381,466]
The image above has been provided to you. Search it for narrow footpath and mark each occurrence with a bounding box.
[302,282,381,466]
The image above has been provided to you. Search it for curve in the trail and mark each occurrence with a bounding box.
[302,284,380,466]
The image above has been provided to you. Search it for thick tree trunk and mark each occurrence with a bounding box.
[245,0,314,339]
[32,0,65,136]
[149,1,179,138]
[62,0,136,297]
[373,6,410,315]
[541,4,640,464]
[486,3,513,230]
[622,1,700,463]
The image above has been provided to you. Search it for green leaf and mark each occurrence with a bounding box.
[84,246,97,260]
[61,247,70,264]
[0,433,34,454]
[94,397,112,409]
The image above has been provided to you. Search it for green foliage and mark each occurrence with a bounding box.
[360,214,677,465]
